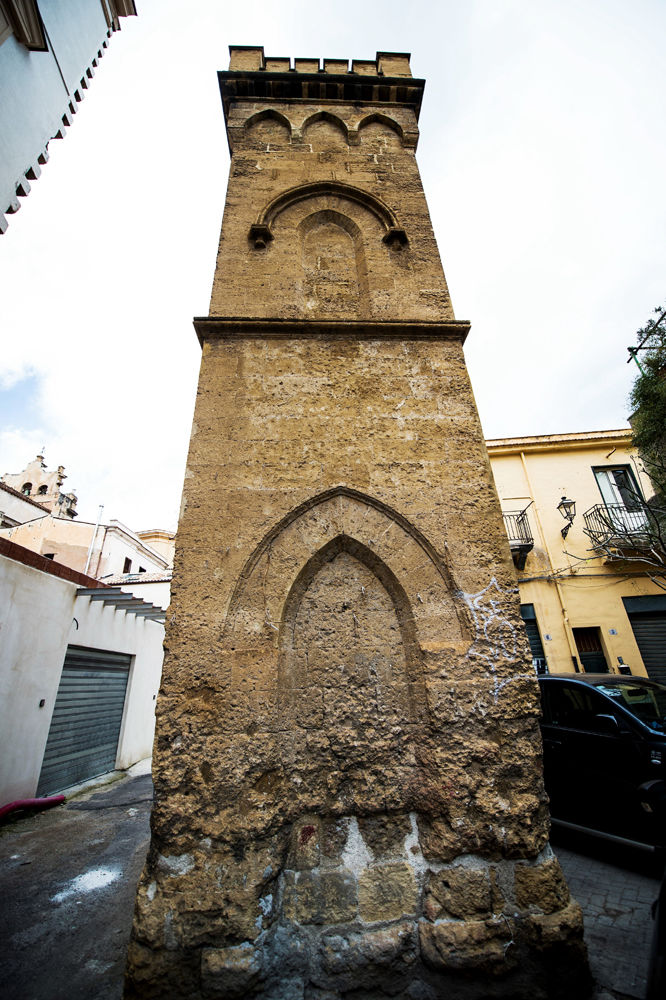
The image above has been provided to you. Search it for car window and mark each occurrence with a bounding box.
[596,683,666,734]
[543,683,619,733]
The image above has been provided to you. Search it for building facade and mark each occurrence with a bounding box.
[126,48,588,1000]
[2,452,78,517]
[0,536,163,805]
[0,0,137,233]
[489,429,666,686]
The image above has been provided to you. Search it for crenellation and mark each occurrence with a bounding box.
[294,58,320,73]
[323,58,350,74]
[227,46,413,79]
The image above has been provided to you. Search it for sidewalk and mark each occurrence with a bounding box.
[554,830,663,1000]
[0,768,662,999]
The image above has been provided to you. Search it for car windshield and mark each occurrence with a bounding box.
[596,682,666,734]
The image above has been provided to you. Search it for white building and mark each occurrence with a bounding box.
[0,537,164,803]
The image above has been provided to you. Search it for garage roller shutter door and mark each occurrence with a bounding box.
[626,612,666,687]
[37,646,131,795]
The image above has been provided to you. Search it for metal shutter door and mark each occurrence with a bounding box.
[626,612,666,687]
[37,646,131,795]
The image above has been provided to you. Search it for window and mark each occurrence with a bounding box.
[21,482,32,496]
[123,557,132,574]
[594,466,643,510]
[138,566,146,573]
[542,682,619,733]
[37,485,47,495]
[593,465,647,533]
[43,553,55,560]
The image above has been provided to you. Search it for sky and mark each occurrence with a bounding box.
[1,0,665,531]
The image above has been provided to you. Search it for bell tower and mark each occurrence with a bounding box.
[126,49,590,999]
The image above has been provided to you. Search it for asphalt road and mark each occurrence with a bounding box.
[0,768,662,1000]
[1,768,152,1000]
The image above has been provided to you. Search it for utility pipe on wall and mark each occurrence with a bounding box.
[84,504,104,576]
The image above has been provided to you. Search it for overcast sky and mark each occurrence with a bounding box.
[1,0,664,531]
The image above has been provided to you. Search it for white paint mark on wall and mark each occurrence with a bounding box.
[341,816,373,877]
[157,853,195,876]
[51,867,120,903]
[462,577,521,701]
[404,812,427,877]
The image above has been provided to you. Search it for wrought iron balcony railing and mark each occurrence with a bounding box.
[583,502,651,548]
[502,509,534,570]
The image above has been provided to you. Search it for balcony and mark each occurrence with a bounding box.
[502,509,534,570]
[583,502,652,554]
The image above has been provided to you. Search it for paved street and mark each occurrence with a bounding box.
[553,827,663,1000]
[0,768,662,999]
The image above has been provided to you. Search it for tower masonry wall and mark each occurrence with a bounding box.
[125,50,591,1000]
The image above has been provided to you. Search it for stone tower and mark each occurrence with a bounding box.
[126,49,590,1000]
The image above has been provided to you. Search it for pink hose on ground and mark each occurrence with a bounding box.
[0,796,65,820]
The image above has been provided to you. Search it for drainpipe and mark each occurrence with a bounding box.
[519,452,579,670]
[84,505,104,576]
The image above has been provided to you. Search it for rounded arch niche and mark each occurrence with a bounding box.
[298,209,369,317]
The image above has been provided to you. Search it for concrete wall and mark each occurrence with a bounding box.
[0,552,76,803]
[0,550,164,804]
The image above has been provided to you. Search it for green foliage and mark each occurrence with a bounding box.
[630,303,666,499]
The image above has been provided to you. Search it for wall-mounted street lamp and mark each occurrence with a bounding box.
[557,496,576,539]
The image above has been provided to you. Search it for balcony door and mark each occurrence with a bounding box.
[594,466,646,532]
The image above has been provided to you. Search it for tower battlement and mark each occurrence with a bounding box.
[228,46,413,78]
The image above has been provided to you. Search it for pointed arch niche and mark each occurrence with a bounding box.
[223,489,469,734]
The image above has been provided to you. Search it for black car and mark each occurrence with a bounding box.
[538,673,666,849]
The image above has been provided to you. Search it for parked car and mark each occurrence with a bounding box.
[538,673,666,849]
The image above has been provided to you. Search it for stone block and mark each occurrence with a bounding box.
[358,862,418,922]
[419,917,514,973]
[423,865,493,920]
[201,943,262,998]
[320,920,417,974]
[289,817,322,869]
[282,870,357,925]
[514,858,570,914]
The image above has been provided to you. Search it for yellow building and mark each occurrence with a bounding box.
[488,429,666,686]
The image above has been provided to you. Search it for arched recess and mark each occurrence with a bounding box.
[298,209,369,317]
[248,181,408,249]
[301,110,348,147]
[224,487,468,658]
[278,534,426,728]
[244,109,292,145]
[357,112,404,146]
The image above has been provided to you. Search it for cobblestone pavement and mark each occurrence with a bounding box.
[554,829,664,999]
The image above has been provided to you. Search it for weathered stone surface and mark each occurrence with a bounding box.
[282,870,358,925]
[423,864,493,920]
[201,943,262,998]
[125,47,590,1000]
[419,917,515,973]
[358,863,419,922]
[514,858,571,914]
